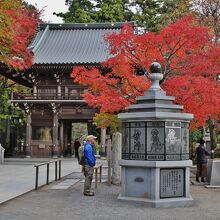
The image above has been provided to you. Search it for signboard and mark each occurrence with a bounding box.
[160,168,185,198]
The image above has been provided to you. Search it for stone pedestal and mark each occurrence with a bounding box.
[118,160,193,208]
[207,159,220,187]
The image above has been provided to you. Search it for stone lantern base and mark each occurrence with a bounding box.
[118,160,193,208]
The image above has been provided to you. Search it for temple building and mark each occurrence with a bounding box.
[0,22,127,157]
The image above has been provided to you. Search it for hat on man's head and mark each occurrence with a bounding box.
[199,138,205,145]
[86,135,97,141]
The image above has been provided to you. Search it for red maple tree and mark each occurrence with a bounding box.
[0,0,39,70]
[71,16,220,129]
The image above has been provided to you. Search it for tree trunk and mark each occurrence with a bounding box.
[207,117,217,150]
[111,132,121,185]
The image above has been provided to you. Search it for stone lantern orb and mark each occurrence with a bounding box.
[149,61,162,73]
[118,62,194,208]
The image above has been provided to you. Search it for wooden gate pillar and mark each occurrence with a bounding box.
[52,112,58,158]
[26,113,32,157]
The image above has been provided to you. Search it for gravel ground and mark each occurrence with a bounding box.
[0,176,220,220]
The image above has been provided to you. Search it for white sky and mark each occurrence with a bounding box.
[26,0,68,23]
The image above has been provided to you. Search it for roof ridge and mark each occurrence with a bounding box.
[38,22,135,30]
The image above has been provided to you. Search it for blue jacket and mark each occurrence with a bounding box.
[196,145,211,164]
[84,142,96,167]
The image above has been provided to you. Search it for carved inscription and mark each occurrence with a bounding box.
[130,154,145,160]
[182,129,189,153]
[160,169,184,198]
[146,155,164,160]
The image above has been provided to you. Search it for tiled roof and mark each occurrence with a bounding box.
[29,22,130,65]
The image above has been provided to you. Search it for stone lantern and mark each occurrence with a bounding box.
[118,62,194,208]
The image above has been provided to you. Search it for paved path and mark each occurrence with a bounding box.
[0,170,220,220]
[0,158,81,204]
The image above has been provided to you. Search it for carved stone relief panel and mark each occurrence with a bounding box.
[165,122,181,155]
[147,127,165,154]
[130,127,145,154]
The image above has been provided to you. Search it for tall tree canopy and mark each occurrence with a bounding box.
[71,16,220,130]
[56,0,186,31]
[0,0,39,70]
[55,0,94,23]
[0,0,39,122]
[192,0,220,42]
[56,0,132,23]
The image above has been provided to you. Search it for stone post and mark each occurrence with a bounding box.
[112,132,122,185]
[100,127,106,157]
[0,144,5,164]
[106,136,112,186]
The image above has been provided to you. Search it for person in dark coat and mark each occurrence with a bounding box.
[73,139,81,159]
[196,138,211,183]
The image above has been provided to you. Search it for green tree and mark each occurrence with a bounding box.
[0,76,29,119]
[160,0,192,23]
[0,77,10,119]
[93,113,121,134]
[130,0,165,31]
[94,0,131,22]
[56,0,131,23]
[55,0,94,23]
[56,0,179,31]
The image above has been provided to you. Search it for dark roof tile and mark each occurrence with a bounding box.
[29,22,133,65]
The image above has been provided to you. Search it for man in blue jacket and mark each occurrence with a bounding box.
[83,135,97,196]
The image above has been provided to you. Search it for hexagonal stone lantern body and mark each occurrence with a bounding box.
[118,62,194,208]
